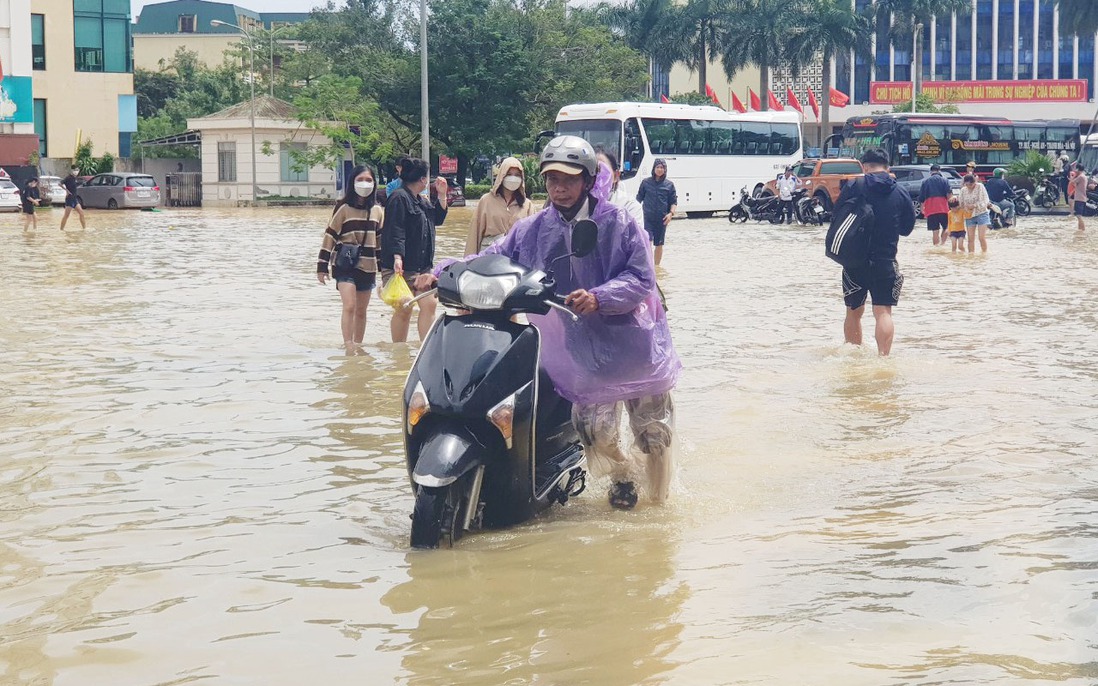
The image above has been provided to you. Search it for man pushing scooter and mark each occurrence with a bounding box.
[417,136,682,509]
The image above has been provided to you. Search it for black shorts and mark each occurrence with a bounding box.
[926,213,948,231]
[842,262,904,309]
[333,268,376,292]
[1074,201,1087,215]
[643,216,667,246]
[65,195,79,209]
[21,205,35,215]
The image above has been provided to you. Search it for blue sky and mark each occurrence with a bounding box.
[131,0,323,19]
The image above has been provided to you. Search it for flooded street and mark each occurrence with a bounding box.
[2,205,1097,685]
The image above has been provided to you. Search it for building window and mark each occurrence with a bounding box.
[280,142,308,182]
[74,0,132,73]
[218,142,237,182]
[33,100,48,158]
[179,14,196,32]
[32,14,46,70]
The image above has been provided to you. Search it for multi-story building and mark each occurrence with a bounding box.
[836,0,1098,124]
[20,0,137,164]
[1,0,39,167]
[132,1,309,72]
[667,1,1098,133]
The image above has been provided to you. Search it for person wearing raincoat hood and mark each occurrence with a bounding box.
[464,157,536,255]
[417,135,682,509]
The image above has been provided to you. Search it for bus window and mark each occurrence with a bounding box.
[741,122,769,155]
[773,123,799,155]
[987,126,1012,141]
[641,119,675,155]
[709,120,739,155]
[556,119,623,162]
[623,118,644,175]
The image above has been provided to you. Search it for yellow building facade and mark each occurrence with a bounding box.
[30,0,136,161]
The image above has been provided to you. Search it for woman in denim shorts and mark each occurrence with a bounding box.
[959,174,991,253]
[317,165,383,351]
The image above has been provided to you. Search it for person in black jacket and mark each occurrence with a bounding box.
[834,148,916,356]
[20,178,41,231]
[636,159,677,265]
[379,157,449,342]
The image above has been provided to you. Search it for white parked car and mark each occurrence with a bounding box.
[0,179,21,212]
[75,173,161,209]
[38,175,67,205]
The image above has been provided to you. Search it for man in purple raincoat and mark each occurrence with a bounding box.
[417,136,681,509]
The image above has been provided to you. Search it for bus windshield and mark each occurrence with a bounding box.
[555,120,622,162]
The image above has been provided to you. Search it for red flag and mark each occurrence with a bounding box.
[660,94,671,103]
[705,83,721,108]
[748,88,761,111]
[730,91,747,113]
[786,88,803,114]
[767,89,783,111]
[807,88,820,118]
[829,87,850,107]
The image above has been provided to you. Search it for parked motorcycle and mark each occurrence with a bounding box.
[794,188,828,225]
[1033,173,1060,209]
[726,186,784,224]
[401,222,597,548]
[1012,186,1032,216]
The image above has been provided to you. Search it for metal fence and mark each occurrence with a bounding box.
[165,173,202,207]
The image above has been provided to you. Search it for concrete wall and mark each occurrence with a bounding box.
[133,34,241,71]
[669,61,762,109]
[31,0,134,158]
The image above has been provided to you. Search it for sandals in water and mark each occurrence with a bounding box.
[608,481,638,510]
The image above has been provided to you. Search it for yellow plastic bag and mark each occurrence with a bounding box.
[380,273,414,309]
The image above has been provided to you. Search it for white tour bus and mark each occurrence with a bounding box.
[553,102,803,215]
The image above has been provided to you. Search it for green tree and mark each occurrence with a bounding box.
[1056,0,1098,37]
[594,0,684,93]
[663,0,729,94]
[719,0,793,110]
[786,0,870,144]
[891,91,959,113]
[1007,150,1055,185]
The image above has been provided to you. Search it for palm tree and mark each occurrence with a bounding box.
[1055,0,1098,37]
[786,0,870,146]
[596,0,686,95]
[718,0,793,110]
[669,0,729,94]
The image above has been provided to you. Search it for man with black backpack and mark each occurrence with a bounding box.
[827,148,916,356]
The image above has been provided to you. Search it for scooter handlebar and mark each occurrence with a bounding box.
[545,298,579,322]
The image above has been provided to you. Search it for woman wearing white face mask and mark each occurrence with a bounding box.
[464,156,536,255]
[317,165,384,351]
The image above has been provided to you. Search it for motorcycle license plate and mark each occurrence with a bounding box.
[814,205,824,213]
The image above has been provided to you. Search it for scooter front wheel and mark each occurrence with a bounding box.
[410,482,467,549]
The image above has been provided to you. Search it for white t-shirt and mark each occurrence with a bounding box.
[777,175,800,201]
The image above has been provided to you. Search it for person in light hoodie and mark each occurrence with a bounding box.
[418,136,682,510]
[465,157,536,255]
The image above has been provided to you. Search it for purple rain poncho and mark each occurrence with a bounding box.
[435,192,681,406]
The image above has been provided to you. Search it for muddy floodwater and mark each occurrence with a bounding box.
[1,205,1096,685]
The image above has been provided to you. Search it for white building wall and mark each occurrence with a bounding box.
[194,121,336,206]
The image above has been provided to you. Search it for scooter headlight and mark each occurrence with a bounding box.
[457,272,519,310]
[487,393,516,448]
[408,381,430,431]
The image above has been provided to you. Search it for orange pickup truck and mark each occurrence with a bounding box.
[764,158,864,210]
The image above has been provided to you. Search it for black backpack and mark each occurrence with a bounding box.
[825,180,874,269]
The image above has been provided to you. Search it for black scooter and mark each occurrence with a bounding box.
[728,186,784,224]
[401,222,597,549]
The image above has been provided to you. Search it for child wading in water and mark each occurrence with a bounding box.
[947,196,968,253]
[21,178,41,231]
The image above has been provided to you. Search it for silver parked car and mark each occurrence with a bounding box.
[38,175,68,205]
[76,173,161,209]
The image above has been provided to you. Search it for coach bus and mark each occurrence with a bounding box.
[828,113,1079,177]
[552,102,803,216]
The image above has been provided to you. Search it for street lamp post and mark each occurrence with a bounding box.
[420,0,429,164]
[212,19,258,204]
[912,23,924,113]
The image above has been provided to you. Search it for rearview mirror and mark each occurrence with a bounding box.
[571,220,597,258]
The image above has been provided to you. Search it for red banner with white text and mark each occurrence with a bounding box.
[870,79,1088,104]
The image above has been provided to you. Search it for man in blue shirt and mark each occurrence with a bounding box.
[985,168,1015,227]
